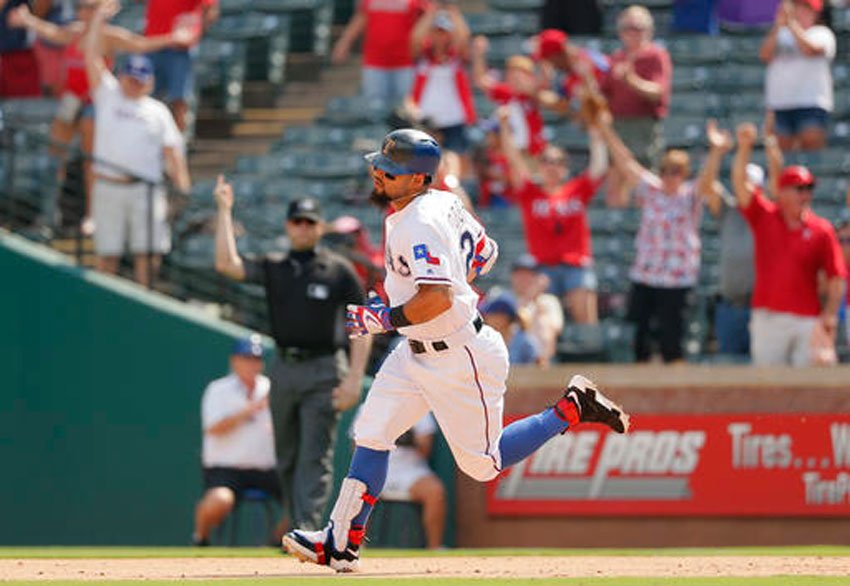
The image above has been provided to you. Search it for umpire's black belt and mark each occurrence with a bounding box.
[409,315,483,355]
[277,346,336,362]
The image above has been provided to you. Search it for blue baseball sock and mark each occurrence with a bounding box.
[347,446,389,527]
[498,407,569,468]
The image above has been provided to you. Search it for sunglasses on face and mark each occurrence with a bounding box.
[660,166,684,176]
[289,218,317,227]
[793,184,814,193]
[619,24,645,33]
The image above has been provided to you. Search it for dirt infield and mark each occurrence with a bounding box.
[2,556,850,581]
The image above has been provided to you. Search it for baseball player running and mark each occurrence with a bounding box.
[282,129,630,571]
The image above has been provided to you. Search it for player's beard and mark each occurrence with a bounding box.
[369,187,392,209]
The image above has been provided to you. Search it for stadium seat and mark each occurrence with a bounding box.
[671,65,710,91]
[466,12,540,37]
[194,39,247,115]
[253,0,333,56]
[321,96,390,126]
[219,0,253,15]
[275,124,387,150]
[666,36,730,65]
[488,0,543,13]
[727,36,765,64]
[662,116,706,148]
[0,99,58,126]
[668,92,723,117]
[208,13,291,84]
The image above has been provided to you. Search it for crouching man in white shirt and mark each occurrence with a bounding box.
[193,335,279,546]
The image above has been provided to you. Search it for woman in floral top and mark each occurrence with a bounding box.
[598,114,728,362]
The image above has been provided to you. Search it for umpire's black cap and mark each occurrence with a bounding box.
[287,197,323,223]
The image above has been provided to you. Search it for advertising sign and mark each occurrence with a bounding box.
[488,414,850,516]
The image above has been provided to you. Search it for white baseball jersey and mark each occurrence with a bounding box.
[355,189,508,483]
[383,189,490,341]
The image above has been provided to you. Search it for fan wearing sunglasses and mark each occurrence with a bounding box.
[733,122,847,366]
[497,104,608,325]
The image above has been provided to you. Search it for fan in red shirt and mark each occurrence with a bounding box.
[471,35,546,156]
[144,0,219,131]
[600,6,672,203]
[496,105,608,324]
[332,0,429,109]
[532,29,610,119]
[733,123,847,367]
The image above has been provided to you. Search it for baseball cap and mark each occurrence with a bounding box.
[534,29,568,60]
[481,296,519,321]
[232,334,264,358]
[746,163,765,188]
[433,10,454,31]
[796,0,823,12]
[511,254,540,272]
[778,165,816,189]
[330,215,362,234]
[121,55,154,82]
[287,197,323,222]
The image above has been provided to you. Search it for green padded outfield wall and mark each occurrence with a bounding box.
[0,233,262,545]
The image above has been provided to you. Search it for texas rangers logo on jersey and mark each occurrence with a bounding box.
[413,243,441,265]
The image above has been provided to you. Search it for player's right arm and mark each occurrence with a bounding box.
[83,0,119,92]
[214,175,247,281]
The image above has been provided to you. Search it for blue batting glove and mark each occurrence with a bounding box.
[346,295,394,338]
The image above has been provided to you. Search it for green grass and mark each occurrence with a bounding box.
[1,578,848,586]
[0,545,849,559]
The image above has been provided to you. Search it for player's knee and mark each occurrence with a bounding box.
[457,456,500,482]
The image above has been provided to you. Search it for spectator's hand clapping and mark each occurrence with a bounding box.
[214,175,234,211]
[706,119,733,153]
[612,59,633,81]
[774,1,791,27]
[496,104,510,127]
[735,123,758,149]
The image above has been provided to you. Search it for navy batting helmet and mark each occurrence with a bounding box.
[365,129,441,177]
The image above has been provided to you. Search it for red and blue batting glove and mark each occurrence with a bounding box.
[346,295,394,338]
[468,234,498,280]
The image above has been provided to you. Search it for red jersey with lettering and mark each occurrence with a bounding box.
[145,0,216,37]
[487,82,545,155]
[362,0,428,68]
[601,43,672,119]
[742,190,847,316]
[62,37,112,100]
[516,174,602,267]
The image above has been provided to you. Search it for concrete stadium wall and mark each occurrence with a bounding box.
[457,365,850,548]
[0,233,259,545]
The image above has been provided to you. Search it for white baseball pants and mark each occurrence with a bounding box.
[354,324,509,482]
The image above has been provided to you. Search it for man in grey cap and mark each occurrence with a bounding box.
[213,176,371,531]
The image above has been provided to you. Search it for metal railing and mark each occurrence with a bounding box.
[0,121,270,334]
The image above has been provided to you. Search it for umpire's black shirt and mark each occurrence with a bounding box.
[243,247,366,352]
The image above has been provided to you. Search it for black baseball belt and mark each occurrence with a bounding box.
[409,315,484,355]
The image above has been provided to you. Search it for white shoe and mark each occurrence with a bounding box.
[282,522,360,573]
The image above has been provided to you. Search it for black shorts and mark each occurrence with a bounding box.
[202,467,281,501]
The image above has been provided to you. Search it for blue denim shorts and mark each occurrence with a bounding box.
[439,124,470,153]
[540,263,598,297]
[149,48,194,102]
[773,107,829,136]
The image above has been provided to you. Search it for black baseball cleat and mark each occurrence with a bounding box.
[564,374,630,433]
[282,523,360,573]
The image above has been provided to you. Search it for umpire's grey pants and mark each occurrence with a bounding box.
[268,350,348,530]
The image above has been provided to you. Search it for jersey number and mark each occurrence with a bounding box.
[460,231,474,274]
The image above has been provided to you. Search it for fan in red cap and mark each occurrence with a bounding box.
[533,29,610,114]
[778,165,816,190]
[762,0,834,151]
[732,123,846,367]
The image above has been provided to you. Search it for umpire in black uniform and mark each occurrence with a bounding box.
[213,175,371,531]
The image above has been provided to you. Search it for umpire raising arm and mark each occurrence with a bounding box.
[213,175,372,531]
